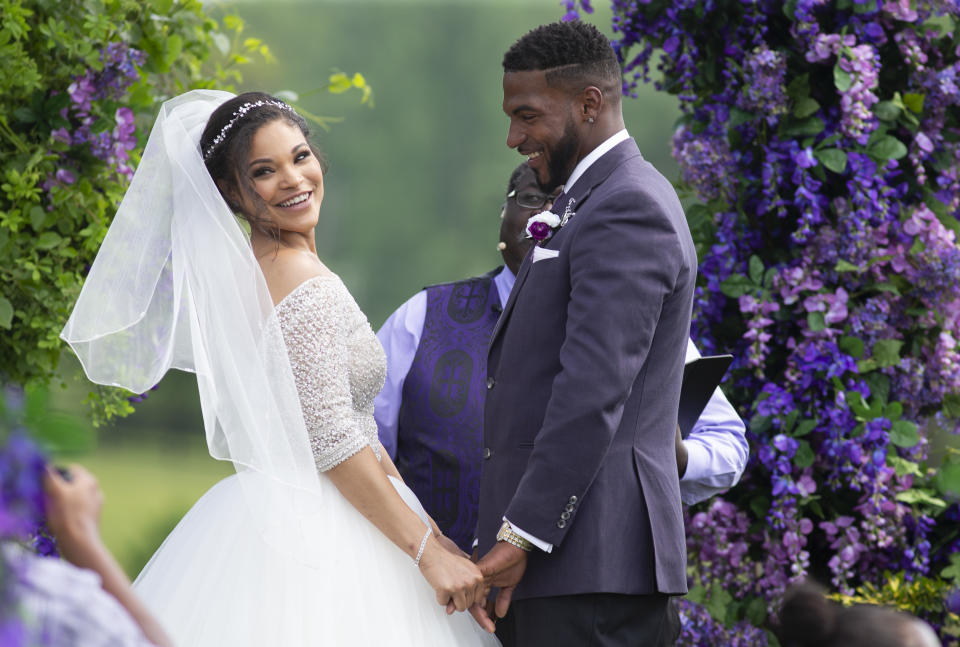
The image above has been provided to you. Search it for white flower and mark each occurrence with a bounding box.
[525,211,562,240]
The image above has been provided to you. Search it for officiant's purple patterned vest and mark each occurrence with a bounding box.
[395,269,502,551]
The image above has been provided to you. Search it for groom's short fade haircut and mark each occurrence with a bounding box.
[503,21,622,101]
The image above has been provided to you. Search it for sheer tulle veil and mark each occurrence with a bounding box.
[60,90,326,564]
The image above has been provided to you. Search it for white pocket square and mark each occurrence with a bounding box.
[531,247,559,263]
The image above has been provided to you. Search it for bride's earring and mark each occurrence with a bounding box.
[497,242,507,251]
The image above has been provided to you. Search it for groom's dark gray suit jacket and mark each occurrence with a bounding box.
[479,138,695,599]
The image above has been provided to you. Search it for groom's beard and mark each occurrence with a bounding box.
[544,117,580,193]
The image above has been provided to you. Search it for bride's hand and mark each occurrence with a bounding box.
[417,537,486,613]
[436,532,471,558]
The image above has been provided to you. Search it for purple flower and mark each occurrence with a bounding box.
[54,168,75,185]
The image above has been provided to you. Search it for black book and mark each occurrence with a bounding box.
[679,354,734,438]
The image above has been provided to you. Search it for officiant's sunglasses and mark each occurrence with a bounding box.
[507,189,553,210]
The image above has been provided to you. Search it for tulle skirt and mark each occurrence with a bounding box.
[133,472,500,646]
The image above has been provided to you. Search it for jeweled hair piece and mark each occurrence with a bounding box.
[202,99,295,160]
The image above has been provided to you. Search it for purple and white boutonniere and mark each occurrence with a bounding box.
[525,211,562,242]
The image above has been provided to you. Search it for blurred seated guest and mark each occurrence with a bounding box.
[775,580,941,647]
[2,465,173,646]
[374,162,748,551]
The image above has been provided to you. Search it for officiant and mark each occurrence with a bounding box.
[373,161,748,551]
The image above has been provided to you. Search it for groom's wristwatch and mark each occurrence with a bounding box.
[497,521,533,551]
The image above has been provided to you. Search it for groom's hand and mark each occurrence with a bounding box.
[477,542,528,619]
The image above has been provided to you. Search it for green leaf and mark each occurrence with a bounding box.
[750,495,770,519]
[815,148,847,173]
[834,65,853,92]
[875,283,901,295]
[686,584,708,604]
[834,259,859,273]
[783,116,825,137]
[943,392,960,418]
[163,34,183,69]
[935,461,960,497]
[847,391,872,418]
[889,455,922,478]
[0,297,12,329]
[896,488,946,508]
[705,583,734,624]
[794,440,815,468]
[839,335,864,358]
[807,311,826,332]
[746,596,767,626]
[941,553,960,581]
[868,135,908,160]
[786,73,810,101]
[750,414,772,435]
[29,205,45,230]
[784,409,799,433]
[817,134,842,149]
[720,273,755,298]
[748,255,764,284]
[36,231,61,249]
[13,107,36,123]
[903,93,924,114]
[872,339,903,368]
[883,401,903,420]
[793,97,820,119]
[729,108,753,128]
[795,419,817,437]
[686,203,712,230]
[149,0,174,12]
[874,100,901,122]
[890,419,919,448]
[782,0,798,20]
[223,14,245,33]
[864,373,891,405]
[328,72,354,94]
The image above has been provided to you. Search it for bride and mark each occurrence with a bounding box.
[61,90,499,646]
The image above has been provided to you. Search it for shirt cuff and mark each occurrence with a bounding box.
[504,517,553,553]
[679,440,712,484]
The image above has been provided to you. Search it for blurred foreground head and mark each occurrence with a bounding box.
[775,581,941,647]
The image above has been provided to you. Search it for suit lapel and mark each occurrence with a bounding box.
[488,139,643,349]
[489,250,531,345]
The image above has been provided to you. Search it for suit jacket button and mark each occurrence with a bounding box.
[560,511,571,520]
[557,519,566,529]
[568,496,578,504]
[486,377,496,389]
[483,447,492,460]
[491,302,503,314]
[565,504,575,512]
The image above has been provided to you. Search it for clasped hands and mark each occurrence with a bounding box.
[422,535,529,634]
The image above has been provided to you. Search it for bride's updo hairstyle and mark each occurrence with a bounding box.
[200,91,326,234]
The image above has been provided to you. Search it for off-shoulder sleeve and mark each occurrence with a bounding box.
[276,277,378,472]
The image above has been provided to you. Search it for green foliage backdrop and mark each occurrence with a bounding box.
[0,0,270,420]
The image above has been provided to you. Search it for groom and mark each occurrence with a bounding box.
[476,21,696,645]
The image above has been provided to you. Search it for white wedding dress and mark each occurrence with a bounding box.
[132,275,499,646]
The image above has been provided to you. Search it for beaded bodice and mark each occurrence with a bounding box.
[275,275,385,472]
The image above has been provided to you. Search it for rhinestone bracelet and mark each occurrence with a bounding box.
[414,526,433,566]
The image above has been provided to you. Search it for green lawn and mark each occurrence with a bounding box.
[76,437,233,578]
